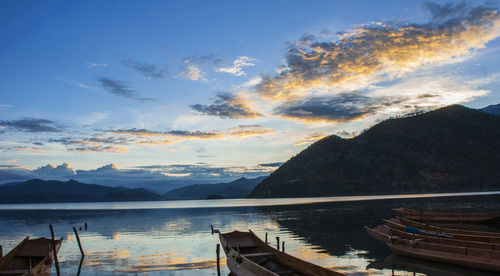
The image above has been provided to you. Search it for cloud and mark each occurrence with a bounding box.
[258,162,283,167]
[423,1,467,21]
[216,56,255,76]
[70,145,128,153]
[275,73,490,123]
[97,77,155,102]
[181,64,206,81]
[48,136,130,153]
[0,145,45,153]
[121,59,167,79]
[107,128,222,139]
[0,118,62,132]
[49,136,129,146]
[183,54,223,66]
[256,3,500,101]
[34,163,76,177]
[85,61,109,68]
[190,92,262,119]
[0,162,273,191]
[294,134,327,146]
[59,78,98,91]
[275,93,380,123]
[227,125,275,137]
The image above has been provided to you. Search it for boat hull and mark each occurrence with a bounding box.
[219,230,343,276]
[393,208,500,223]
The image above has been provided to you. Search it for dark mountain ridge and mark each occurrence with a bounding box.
[0,179,161,204]
[164,176,265,200]
[250,105,500,198]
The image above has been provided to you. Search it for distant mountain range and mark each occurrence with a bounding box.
[0,177,266,204]
[249,105,500,198]
[482,103,500,115]
[0,179,161,203]
[164,176,266,200]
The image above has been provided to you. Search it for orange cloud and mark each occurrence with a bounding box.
[256,4,500,101]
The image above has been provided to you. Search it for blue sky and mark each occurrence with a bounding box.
[1,0,499,188]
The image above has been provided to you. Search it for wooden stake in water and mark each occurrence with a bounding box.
[73,226,85,256]
[282,241,285,252]
[276,236,280,251]
[49,224,60,276]
[265,232,268,244]
[216,243,221,276]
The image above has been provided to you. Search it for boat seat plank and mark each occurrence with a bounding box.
[16,244,49,257]
[241,252,274,258]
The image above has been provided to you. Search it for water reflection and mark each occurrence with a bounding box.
[0,194,500,275]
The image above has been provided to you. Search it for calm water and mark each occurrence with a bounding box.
[1,193,500,275]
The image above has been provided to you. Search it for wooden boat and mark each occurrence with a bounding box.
[392,217,500,237]
[365,226,500,272]
[367,254,499,276]
[383,218,500,244]
[0,237,62,276]
[367,224,500,251]
[393,207,500,222]
[219,229,344,276]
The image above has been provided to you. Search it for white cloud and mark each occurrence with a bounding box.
[216,56,255,76]
[182,64,207,81]
[85,62,109,68]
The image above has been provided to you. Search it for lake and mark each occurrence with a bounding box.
[1,192,500,275]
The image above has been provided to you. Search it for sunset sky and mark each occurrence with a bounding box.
[1,0,499,187]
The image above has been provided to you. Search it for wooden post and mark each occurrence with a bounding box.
[84,222,88,231]
[49,225,60,276]
[216,244,221,276]
[282,241,285,252]
[0,245,2,258]
[73,226,85,256]
[211,225,214,235]
[77,256,84,276]
[276,236,280,251]
[265,232,268,244]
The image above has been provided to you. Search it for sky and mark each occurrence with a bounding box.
[1,0,500,189]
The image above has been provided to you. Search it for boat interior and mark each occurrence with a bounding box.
[222,231,303,276]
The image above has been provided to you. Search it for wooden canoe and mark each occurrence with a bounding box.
[0,237,63,276]
[393,208,500,222]
[368,224,500,251]
[219,230,344,276]
[365,226,500,272]
[393,217,500,237]
[383,218,500,244]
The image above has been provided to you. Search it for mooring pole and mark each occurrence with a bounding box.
[49,225,60,276]
[276,236,280,251]
[211,225,214,235]
[282,241,285,252]
[265,232,268,244]
[216,243,221,276]
[73,226,85,256]
[77,256,84,276]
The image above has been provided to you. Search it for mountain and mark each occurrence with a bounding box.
[0,179,161,204]
[482,103,500,115]
[164,176,266,200]
[249,105,500,198]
